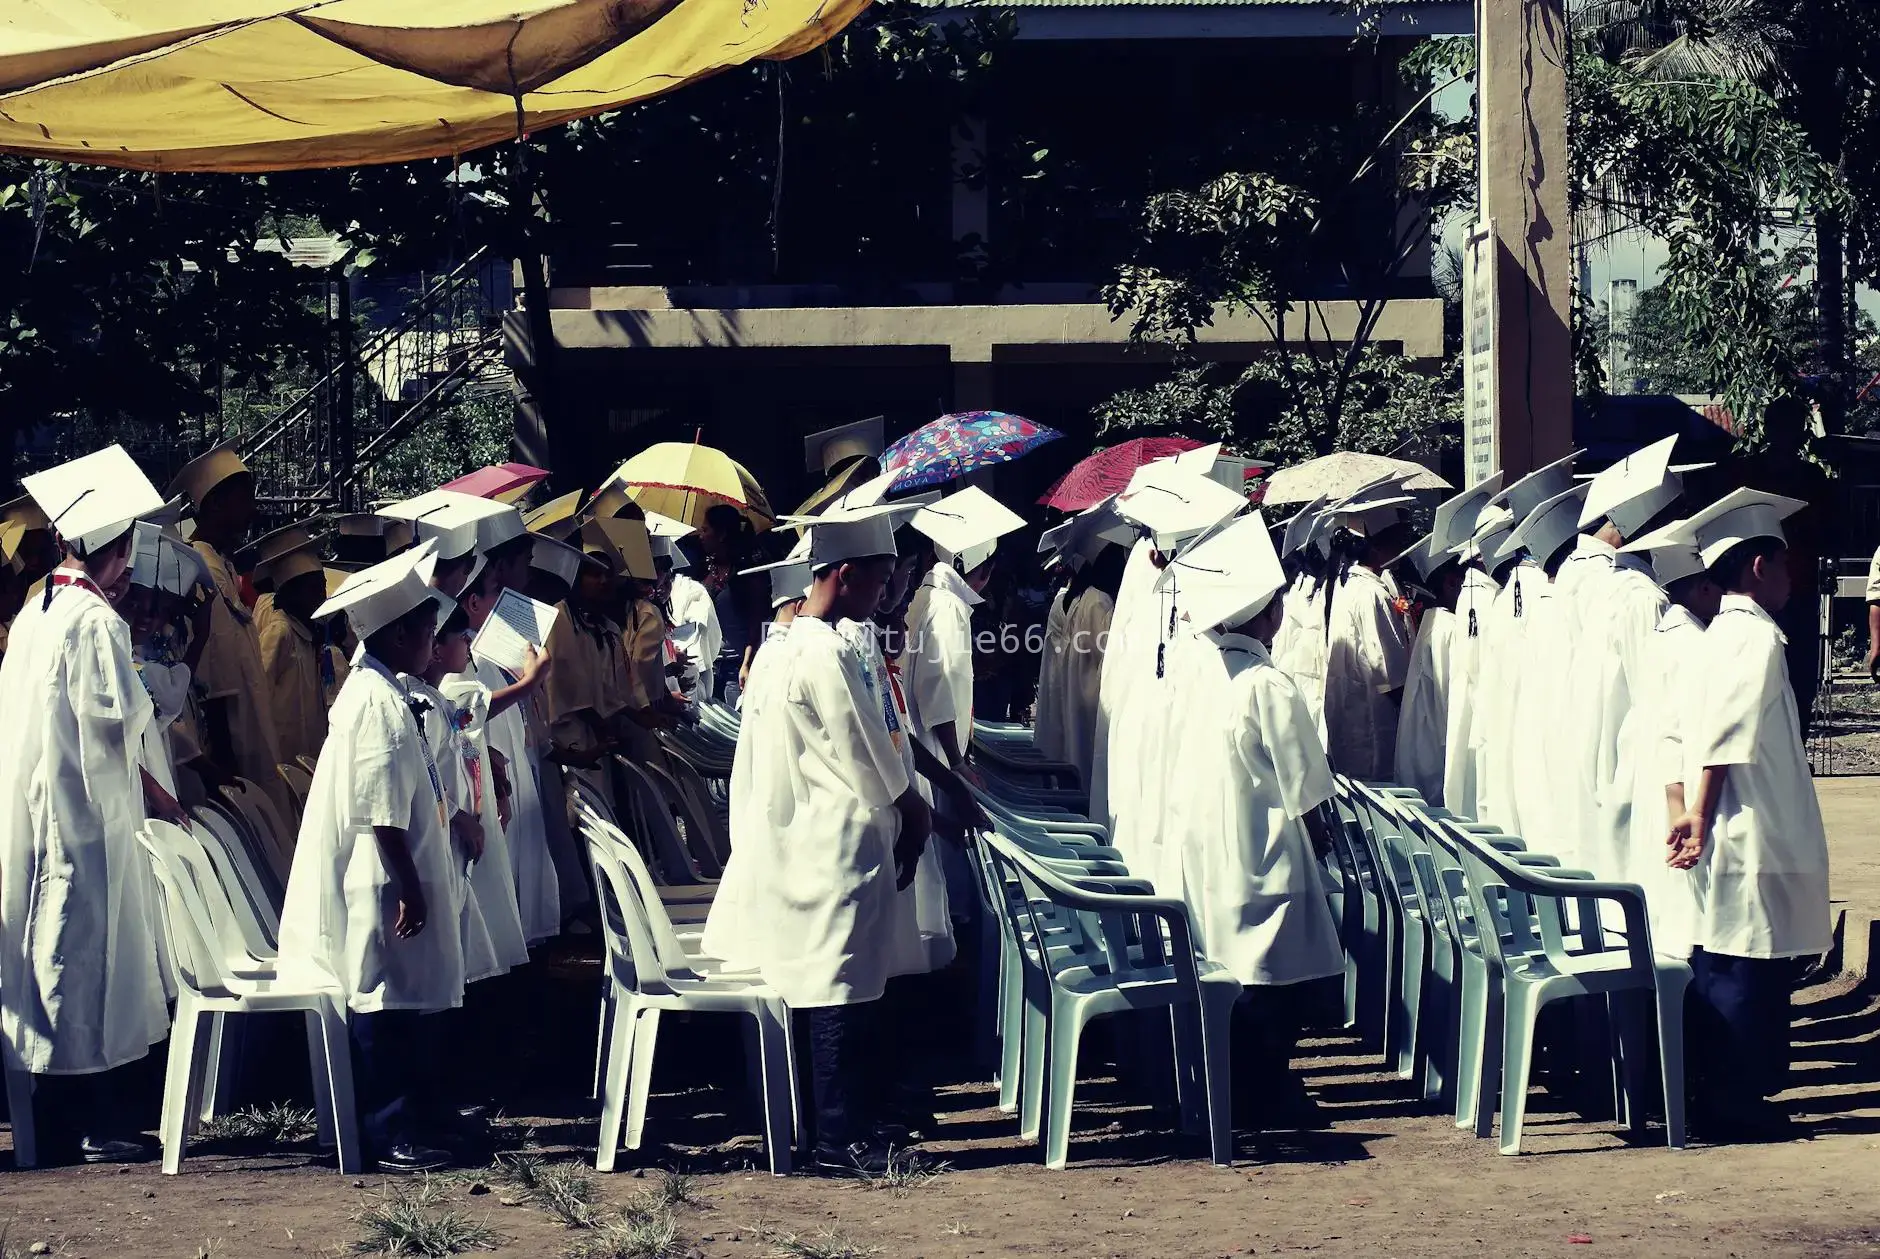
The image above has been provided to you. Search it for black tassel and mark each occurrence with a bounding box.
[1468,607,1478,638]
[1156,641,1165,679]
[1514,579,1523,619]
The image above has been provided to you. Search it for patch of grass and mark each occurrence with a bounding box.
[563,1205,681,1259]
[652,1168,705,1211]
[353,1178,499,1257]
[194,1102,319,1147]
[491,1151,601,1228]
[857,1146,947,1195]
[764,1228,881,1259]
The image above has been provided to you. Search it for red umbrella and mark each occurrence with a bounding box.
[1038,437,1203,512]
[441,462,551,503]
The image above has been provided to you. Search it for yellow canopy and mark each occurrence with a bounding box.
[0,0,868,172]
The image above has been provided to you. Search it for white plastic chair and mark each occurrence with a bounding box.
[136,825,360,1175]
[579,825,796,1176]
[982,831,1240,1169]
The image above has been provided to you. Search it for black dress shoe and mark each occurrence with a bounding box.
[812,1139,903,1177]
[375,1142,453,1174]
[79,1136,145,1165]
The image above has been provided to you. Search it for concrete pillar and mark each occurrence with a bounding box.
[1478,0,1574,477]
[952,359,997,412]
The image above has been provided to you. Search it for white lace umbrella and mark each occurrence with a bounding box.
[1260,451,1451,506]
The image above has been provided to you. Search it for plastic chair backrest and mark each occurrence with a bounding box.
[613,757,710,885]
[136,827,235,998]
[219,781,294,890]
[192,802,283,929]
[277,762,314,818]
[652,755,731,864]
[580,823,673,995]
[159,817,272,960]
[644,761,724,878]
[574,802,701,978]
[984,831,1187,983]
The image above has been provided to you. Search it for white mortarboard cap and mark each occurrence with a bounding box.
[1675,488,1807,569]
[1577,435,1713,537]
[1153,511,1286,632]
[1432,471,1504,554]
[1459,504,1515,564]
[314,541,446,641]
[770,501,919,570]
[643,511,696,540]
[23,444,166,557]
[1617,518,1707,587]
[910,486,1025,571]
[1492,449,1583,522]
[1279,494,1330,558]
[160,532,211,597]
[378,490,488,562]
[1500,483,1590,565]
[803,416,886,475]
[472,504,528,554]
[761,536,816,608]
[1327,474,1416,537]
[1116,462,1246,549]
[129,521,166,591]
[530,534,595,587]
[1038,496,1130,571]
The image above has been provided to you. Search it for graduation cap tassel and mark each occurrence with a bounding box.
[1468,606,1478,638]
[1156,641,1165,679]
[1513,579,1523,619]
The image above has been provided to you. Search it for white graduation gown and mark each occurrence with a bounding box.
[1441,567,1499,819]
[449,653,559,944]
[1504,574,1573,857]
[701,616,911,1007]
[1471,560,1544,832]
[1325,565,1411,780]
[0,579,168,1075]
[437,675,531,974]
[1123,620,1208,897]
[274,656,465,1014]
[406,678,505,984]
[1168,631,1344,987]
[1269,572,1330,742]
[668,573,722,699]
[1543,536,1621,869]
[1058,586,1114,787]
[897,563,980,771]
[1572,554,1668,883]
[846,620,951,976]
[1031,590,1073,762]
[1088,538,1158,836]
[1393,607,1455,804]
[1686,596,1831,959]
[1626,604,1706,958]
[1109,549,1189,875]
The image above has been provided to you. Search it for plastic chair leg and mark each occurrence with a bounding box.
[197,1012,232,1126]
[1497,984,1546,1156]
[1170,1004,1206,1137]
[1454,961,1487,1130]
[1196,987,1238,1167]
[1418,961,1452,1104]
[1472,977,1505,1139]
[315,1002,362,1176]
[1397,922,1427,1080]
[591,981,613,1101]
[625,1007,662,1151]
[160,995,208,1174]
[1654,982,1687,1151]
[1042,993,1091,1170]
[997,942,1024,1113]
[303,1011,336,1150]
[4,1065,35,1169]
[975,912,1001,1072]
[1017,973,1049,1143]
[753,1002,794,1176]
[594,993,638,1173]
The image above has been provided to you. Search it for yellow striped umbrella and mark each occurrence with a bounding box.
[608,441,773,531]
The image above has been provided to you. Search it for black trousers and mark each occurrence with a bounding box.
[804,1001,882,1149]
[350,1009,441,1152]
[1688,948,1795,1110]
[30,1062,138,1156]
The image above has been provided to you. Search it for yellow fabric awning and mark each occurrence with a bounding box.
[0,0,868,172]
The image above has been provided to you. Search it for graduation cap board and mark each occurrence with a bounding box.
[1491,449,1583,523]
[531,534,598,587]
[746,535,814,608]
[767,501,922,571]
[1278,494,1331,558]
[1431,472,1504,555]
[581,517,658,582]
[1460,505,1515,565]
[168,441,251,510]
[1116,462,1247,550]
[1617,519,1707,587]
[803,416,885,476]
[314,541,447,641]
[644,511,696,539]
[0,494,50,533]
[1039,497,1130,570]
[23,444,167,557]
[0,521,23,573]
[1390,533,1453,584]
[1153,511,1286,633]
[1329,481,1417,538]
[524,490,582,536]
[1577,435,1714,537]
[1670,488,1807,569]
[910,486,1026,575]
[1498,482,1590,566]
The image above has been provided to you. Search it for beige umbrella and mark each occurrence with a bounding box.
[607,441,773,531]
[1260,451,1451,507]
[0,0,867,171]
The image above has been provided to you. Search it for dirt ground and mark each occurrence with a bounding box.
[6,786,1880,1259]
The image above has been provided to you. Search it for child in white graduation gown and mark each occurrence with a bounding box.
[1323,498,1415,780]
[1160,515,1344,1123]
[1668,491,1830,1138]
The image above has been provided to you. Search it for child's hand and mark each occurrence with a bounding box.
[520,645,553,688]
[451,811,486,861]
[395,887,429,939]
[1666,813,1707,869]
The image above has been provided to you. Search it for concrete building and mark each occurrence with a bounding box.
[510,0,1470,506]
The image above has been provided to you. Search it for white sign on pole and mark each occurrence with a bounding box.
[1463,220,1498,488]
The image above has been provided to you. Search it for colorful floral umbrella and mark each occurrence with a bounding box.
[1037,437,1204,513]
[880,411,1062,491]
